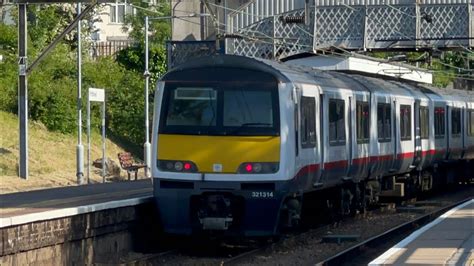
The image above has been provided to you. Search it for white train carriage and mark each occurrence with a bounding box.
[151,55,474,236]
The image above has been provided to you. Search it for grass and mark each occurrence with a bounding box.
[0,111,138,194]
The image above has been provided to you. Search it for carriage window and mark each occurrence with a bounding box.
[451,108,461,136]
[434,107,445,138]
[356,101,370,143]
[329,99,346,145]
[377,103,391,142]
[301,97,316,148]
[420,106,429,139]
[400,105,412,141]
[469,110,474,136]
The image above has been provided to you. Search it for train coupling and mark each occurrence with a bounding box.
[197,194,234,231]
[200,217,233,230]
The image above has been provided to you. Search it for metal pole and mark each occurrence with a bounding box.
[18,4,28,179]
[76,2,84,184]
[87,92,91,184]
[144,16,151,178]
[102,100,106,183]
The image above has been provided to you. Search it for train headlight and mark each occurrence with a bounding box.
[174,162,183,171]
[158,160,198,173]
[253,163,262,173]
[238,162,279,174]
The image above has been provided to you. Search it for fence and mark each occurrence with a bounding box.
[90,41,135,60]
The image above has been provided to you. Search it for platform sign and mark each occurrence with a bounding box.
[88,88,105,102]
[87,87,106,184]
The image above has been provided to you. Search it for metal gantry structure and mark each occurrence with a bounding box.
[170,0,473,66]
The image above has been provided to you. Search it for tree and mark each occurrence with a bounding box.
[116,0,171,84]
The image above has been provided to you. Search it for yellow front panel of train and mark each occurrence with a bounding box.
[158,134,280,173]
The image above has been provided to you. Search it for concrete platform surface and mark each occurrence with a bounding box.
[370,199,474,266]
[0,179,153,227]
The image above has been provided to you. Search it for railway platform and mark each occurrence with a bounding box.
[0,179,152,227]
[370,199,474,266]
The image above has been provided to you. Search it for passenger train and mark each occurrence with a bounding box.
[151,55,474,236]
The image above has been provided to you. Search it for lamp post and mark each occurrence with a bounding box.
[76,2,84,185]
[143,13,210,178]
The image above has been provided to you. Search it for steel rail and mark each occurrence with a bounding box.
[121,249,179,264]
[222,243,273,266]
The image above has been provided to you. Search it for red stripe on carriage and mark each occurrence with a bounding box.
[421,150,439,157]
[397,152,415,159]
[295,164,320,179]
[324,160,348,170]
[294,147,459,179]
[370,154,393,162]
[352,157,370,165]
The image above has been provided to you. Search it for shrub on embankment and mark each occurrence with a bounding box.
[0,45,147,147]
[0,22,158,149]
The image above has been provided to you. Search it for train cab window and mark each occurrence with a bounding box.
[166,87,218,126]
[420,106,429,139]
[160,83,280,136]
[377,103,391,142]
[434,107,445,138]
[400,105,412,141]
[301,97,316,148]
[329,99,346,145]
[356,101,370,143]
[469,110,474,136]
[451,108,461,136]
[223,90,274,127]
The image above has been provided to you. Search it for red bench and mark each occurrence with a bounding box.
[117,152,146,180]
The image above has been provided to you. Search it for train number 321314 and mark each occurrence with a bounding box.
[252,191,274,198]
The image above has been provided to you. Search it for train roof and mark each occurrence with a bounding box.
[162,54,291,83]
[284,55,433,84]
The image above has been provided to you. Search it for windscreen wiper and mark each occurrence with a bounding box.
[228,123,272,135]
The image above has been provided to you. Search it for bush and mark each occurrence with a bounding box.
[0,5,163,150]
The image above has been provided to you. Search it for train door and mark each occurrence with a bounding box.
[373,95,394,177]
[348,92,371,181]
[466,104,474,159]
[321,90,351,186]
[418,101,432,169]
[296,84,320,189]
[448,102,463,160]
[413,99,422,169]
[461,104,467,159]
[433,103,447,162]
[396,97,416,174]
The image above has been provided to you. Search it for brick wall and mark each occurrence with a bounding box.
[0,202,160,265]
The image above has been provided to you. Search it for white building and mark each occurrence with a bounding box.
[171,0,250,41]
[1,0,15,25]
[0,0,135,45]
[91,0,134,42]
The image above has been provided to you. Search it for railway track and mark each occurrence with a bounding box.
[118,249,179,265]
[220,188,473,266]
[119,186,472,265]
[314,197,473,266]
